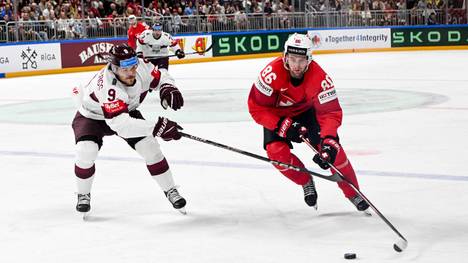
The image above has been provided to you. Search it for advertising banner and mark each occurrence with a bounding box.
[212,31,307,57]
[173,34,213,59]
[60,35,212,68]
[307,28,391,50]
[0,43,61,73]
[61,39,126,68]
[391,26,468,47]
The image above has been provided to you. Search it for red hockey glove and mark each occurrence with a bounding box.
[153,117,183,141]
[160,83,184,110]
[313,136,340,169]
[175,49,185,59]
[275,117,307,143]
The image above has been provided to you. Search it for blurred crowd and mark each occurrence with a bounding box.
[0,0,466,41]
[0,0,298,40]
[0,0,295,23]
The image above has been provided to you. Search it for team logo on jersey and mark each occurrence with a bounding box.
[254,77,273,96]
[318,88,337,104]
[277,93,295,107]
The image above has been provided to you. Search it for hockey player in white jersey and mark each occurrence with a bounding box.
[136,22,185,73]
[71,44,187,216]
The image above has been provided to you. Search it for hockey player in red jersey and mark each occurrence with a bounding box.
[247,33,369,211]
[127,15,149,50]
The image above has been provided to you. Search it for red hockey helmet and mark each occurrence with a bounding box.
[108,44,138,69]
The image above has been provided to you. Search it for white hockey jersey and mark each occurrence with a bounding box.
[73,59,175,138]
[136,30,181,58]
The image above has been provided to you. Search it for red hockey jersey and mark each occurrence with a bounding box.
[247,57,343,138]
[127,22,149,50]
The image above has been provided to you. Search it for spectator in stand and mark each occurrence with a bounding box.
[126,0,141,16]
[70,12,83,38]
[234,6,248,29]
[57,10,72,39]
[88,1,100,17]
[127,14,149,50]
[30,2,41,20]
[417,0,427,9]
[251,0,263,13]
[87,11,103,37]
[277,2,291,28]
[1,3,13,20]
[424,2,437,24]
[97,1,106,17]
[184,1,194,15]
[42,2,53,19]
[361,1,372,25]
[397,0,407,24]
[109,2,119,16]
[170,8,186,33]
[36,14,50,40]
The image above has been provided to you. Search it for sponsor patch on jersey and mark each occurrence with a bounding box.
[102,100,128,118]
[318,88,337,104]
[254,77,273,96]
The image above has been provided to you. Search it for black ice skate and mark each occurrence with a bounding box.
[349,194,371,215]
[302,178,318,210]
[164,187,187,215]
[76,193,91,219]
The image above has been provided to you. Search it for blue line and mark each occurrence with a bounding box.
[1,150,466,182]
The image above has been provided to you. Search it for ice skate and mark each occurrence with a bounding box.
[164,187,187,215]
[76,193,91,219]
[349,194,371,215]
[302,178,318,210]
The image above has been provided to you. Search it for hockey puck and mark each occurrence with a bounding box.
[344,253,356,259]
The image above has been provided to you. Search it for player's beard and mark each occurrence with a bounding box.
[117,72,137,86]
[290,68,305,79]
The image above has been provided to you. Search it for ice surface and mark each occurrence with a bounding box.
[1,50,467,263]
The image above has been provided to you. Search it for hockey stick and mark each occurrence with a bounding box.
[145,44,213,60]
[300,135,408,252]
[180,132,342,182]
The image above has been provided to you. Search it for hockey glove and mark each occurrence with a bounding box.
[153,117,183,141]
[175,49,185,59]
[159,83,184,110]
[313,136,340,169]
[275,117,307,143]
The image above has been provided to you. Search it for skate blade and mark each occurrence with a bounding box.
[313,204,318,210]
[81,212,89,221]
[362,209,372,216]
[177,207,187,215]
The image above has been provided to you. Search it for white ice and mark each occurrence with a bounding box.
[1,50,467,263]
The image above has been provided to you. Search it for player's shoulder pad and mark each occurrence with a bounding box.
[311,62,337,104]
[253,58,284,96]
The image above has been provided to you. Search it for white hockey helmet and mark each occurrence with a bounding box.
[283,33,313,65]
